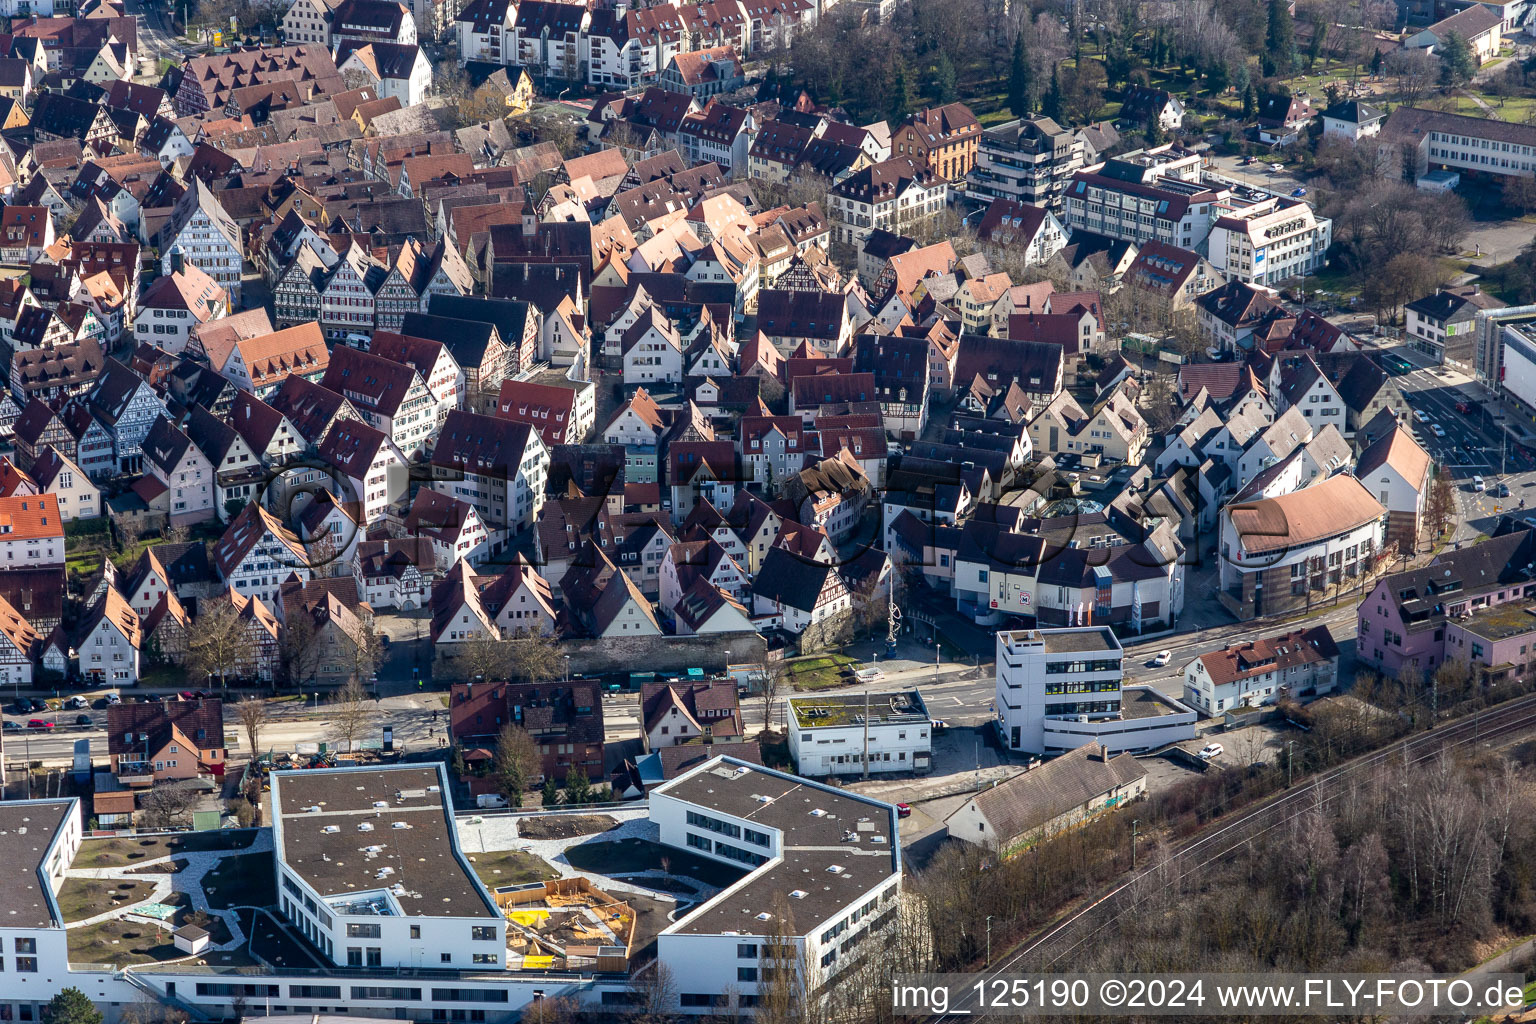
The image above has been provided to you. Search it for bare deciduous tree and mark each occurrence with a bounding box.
[494,723,541,806]
[278,610,323,690]
[185,602,246,690]
[507,629,563,684]
[328,678,376,753]
[140,782,199,829]
[457,636,509,682]
[236,697,268,759]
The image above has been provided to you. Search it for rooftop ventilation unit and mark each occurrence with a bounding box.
[358,822,374,831]
[321,825,340,834]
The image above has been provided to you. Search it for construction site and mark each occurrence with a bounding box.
[492,878,636,972]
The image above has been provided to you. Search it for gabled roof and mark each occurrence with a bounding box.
[1226,473,1384,555]
[429,410,537,481]
[953,743,1146,845]
[1197,625,1339,687]
[107,697,223,756]
[1355,422,1431,487]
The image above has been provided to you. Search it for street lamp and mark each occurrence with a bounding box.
[985,915,993,965]
[1131,819,1140,870]
[563,655,570,684]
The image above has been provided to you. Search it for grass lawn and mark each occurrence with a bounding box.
[65,549,102,577]
[73,830,257,870]
[784,654,857,691]
[565,837,748,890]
[464,849,560,889]
[1306,263,1362,302]
[67,919,185,966]
[201,851,277,909]
[55,877,152,922]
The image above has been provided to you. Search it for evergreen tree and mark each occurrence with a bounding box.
[1008,32,1032,117]
[888,58,914,123]
[1043,66,1064,121]
[45,990,102,1024]
[934,52,958,104]
[565,766,592,804]
[1146,112,1164,146]
[1206,57,1230,96]
[1105,35,1132,86]
[1266,0,1295,71]
[1370,48,1385,76]
[1243,82,1258,119]
[1306,20,1327,68]
[1438,31,1476,88]
[541,775,561,807]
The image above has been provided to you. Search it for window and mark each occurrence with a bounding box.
[472,926,497,940]
[738,967,759,982]
[472,953,499,965]
[16,957,35,973]
[737,943,759,958]
[441,953,453,963]
[14,940,34,954]
[347,923,381,938]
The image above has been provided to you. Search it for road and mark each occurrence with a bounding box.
[122,0,183,64]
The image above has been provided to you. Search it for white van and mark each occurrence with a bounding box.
[1473,475,1486,492]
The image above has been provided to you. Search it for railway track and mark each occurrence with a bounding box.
[934,692,1536,1014]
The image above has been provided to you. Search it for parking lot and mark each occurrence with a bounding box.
[1389,353,1536,542]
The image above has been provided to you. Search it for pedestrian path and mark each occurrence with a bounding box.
[62,831,273,953]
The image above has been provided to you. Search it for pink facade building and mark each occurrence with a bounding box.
[1356,526,1536,678]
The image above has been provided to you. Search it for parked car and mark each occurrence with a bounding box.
[74,714,91,727]
[27,698,47,712]
[2,721,19,731]
[105,692,121,705]
[1291,187,1307,197]
[1198,742,1224,760]
[65,696,87,709]
[141,693,161,702]
[9,700,28,714]
[26,719,54,730]
[194,689,213,699]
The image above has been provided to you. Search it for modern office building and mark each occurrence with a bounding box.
[651,757,903,1014]
[787,690,932,777]
[0,799,81,1024]
[994,627,1195,755]
[270,763,507,971]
